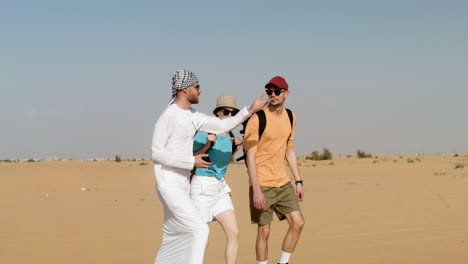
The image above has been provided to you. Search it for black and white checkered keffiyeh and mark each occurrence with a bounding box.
[169,69,199,104]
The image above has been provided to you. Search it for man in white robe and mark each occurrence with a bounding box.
[152,70,269,264]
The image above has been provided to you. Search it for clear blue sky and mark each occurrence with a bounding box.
[1,0,467,159]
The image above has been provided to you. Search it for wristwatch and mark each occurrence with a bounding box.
[295,180,303,185]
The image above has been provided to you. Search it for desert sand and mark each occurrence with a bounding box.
[1,154,467,264]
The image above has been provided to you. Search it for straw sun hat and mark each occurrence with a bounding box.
[213,95,239,115]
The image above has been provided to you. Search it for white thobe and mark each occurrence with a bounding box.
[151,103,251,264]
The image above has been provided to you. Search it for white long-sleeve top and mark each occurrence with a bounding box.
[151,103,251,172]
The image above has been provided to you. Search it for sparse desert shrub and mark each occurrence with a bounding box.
[321,148,333,160]
[393,160,398,163]
[454,153,459,157]
[357,150,372,158]
[139,162,148,166]
[329,162,334,165]
[27,159,35,162]
[0,159,12,162]
[115,155,122,162]
[306,151,320,160]
[407,158,414,163]
[306,148,333,160]
[372,160,378,164]
[415,158,421,162]
[455,163,464,169]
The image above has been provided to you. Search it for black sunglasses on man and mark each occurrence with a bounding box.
[265,88,285,96]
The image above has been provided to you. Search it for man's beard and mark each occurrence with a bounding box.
[269,98,284,108]
[189,96,199,104]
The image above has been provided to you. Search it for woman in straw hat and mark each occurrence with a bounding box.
[191,95,243,264]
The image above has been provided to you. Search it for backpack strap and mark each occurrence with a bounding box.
[286,108,293,127]
[228,131,237,154]
[285,108,294,144]
[236,111,265,163]
[258,108,293,141]
[257,110,267,140]
[236,109,293,163]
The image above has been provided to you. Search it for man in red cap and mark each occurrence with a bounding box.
[244,76,305,264]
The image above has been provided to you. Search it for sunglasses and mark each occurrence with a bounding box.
[221,109,238,116]
[265,89,285,96]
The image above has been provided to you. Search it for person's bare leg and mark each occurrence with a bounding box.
[282,211,305,253]
[215,210,239,264]
[256,224,270,262]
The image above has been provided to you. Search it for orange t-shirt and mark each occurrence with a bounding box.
[243,108,296,187]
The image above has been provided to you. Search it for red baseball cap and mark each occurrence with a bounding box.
[265,76,288,91]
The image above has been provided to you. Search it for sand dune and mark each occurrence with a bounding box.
[1,154,467,264]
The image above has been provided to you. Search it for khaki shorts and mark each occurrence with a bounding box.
[249,182,301,225]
